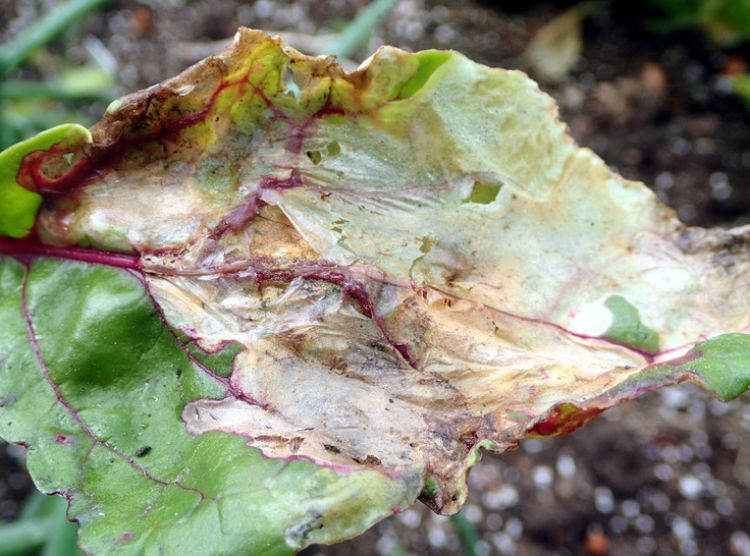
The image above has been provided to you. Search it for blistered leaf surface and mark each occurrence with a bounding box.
[2,28,750,554]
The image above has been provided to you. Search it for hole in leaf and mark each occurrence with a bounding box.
[283,66,301,99]
[421,475,440,498]
[306,142,340,165]
[326,140,341,157]
[463,181,502,204]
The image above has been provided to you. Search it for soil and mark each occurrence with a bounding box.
[1,1,750,555]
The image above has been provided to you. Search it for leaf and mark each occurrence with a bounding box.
[0,258,417,555]
[0,124,90,238]
[522,5,585,83]
[602,295,659,353]
[644,0,750,46]
[676,333,750,401]
[2,28,750,554]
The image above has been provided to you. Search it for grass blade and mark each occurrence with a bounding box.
[0,0,111,72]
[324,0,399,59]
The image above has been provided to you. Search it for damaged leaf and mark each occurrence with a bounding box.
[1,28,750,554]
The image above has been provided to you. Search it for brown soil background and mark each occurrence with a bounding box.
[1,1,750,555]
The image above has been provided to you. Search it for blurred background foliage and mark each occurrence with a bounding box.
[644,0,750,45]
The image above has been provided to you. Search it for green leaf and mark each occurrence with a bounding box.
[682,333,750,401]
[603,295,660,353]
[0,257,417,554]
[644,0,750,45]
[0,124,90,238]
[390,51,451,99]
[462,181,502,205]
[2,28,750,554]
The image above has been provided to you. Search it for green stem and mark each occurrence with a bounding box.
[0,517,55,555]
[450,513,480,556]
[42,496,81,556]
[0,72,10,151]
[0,0,112,72]
[18,489,49,521]
[386,544,412,556]
[4,110,88,138]
[1,79,112,101]
[324,0,400,59]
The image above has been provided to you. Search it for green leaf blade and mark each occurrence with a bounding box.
[603,295,660,353]
[683,333,750,401]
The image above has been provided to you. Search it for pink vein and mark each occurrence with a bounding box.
[128,269,271,409]
[429,284,676,365]
[148,259,420,370]
[3,237,695,367]
[20,266,205,500]
[158,255,663,367]
[483,303,702,365]
[0,238,140,269]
